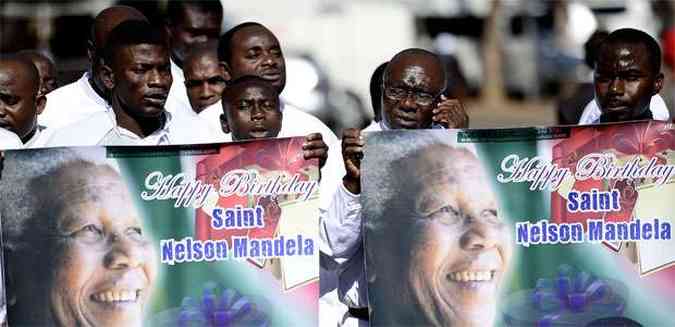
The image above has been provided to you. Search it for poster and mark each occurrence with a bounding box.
[0,137,319,326]
[363,121,675,326]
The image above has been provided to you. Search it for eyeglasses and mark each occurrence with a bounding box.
[384,86,436,106]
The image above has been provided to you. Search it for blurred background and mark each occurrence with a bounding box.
[2,0,674,132]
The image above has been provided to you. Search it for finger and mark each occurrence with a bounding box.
[304,148,328,160]
[305,133,323,141]
[303,139,327,149]
[343,145,364,156]
[342,128,361,139]
[342,137,365,147]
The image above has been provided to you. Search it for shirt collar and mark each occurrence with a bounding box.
[105,109,173,145]
[23,125,44,147]
[80,71,109,108]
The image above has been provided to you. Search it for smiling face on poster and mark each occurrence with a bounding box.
[364,123,675,327]
[0,138,321,326]
[364,133,512,326]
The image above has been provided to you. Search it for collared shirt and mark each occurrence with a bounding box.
[43,109,216,147]
[39,72,109,130]
[0,128,22,150]
[578,94,670,125]
[165,60,194,118]
[23,125,48,148]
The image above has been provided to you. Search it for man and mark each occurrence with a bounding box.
[324,48,469,326]
[164,0,223,117]
[221,75,328,167]
[45,20,213,146]
[38,5,147,130]
[0,55,47,148]
[368,62,388,123]
[183,43,228,132]
[217,22,343,199]
[218,22,347,323]
[578,28,668,124]
[0,149,157,326]
[17,50,57,95]
[363,134,512,326]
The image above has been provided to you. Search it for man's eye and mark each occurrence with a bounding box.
[207,77,226,85]
[74,224,104,242]
[246,50,260,59]
[262,101,276,110]
[0,94,19,105]
[238,102,251,110]
[185,81,200,88]
[127,227,145,242]
[270,48,282,57]
[132,68,146,74]
[481,209,500,224]
[625,75,641,82]
[428,206,461,225]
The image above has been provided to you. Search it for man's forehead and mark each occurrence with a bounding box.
[0,61,37,91]
[186,55,219,74]
[599,43,650,64]
[233,26,278,49]
[387,56,443,84]
[119,44,169,63]
[228,83,276,100]
[182,6,221,28]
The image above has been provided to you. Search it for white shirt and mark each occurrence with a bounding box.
[39,72,109,130]
[24,126,49,148]
[0,128,22,150]
[43,109,215,147]
[165,60,194,118]
[578,94,670,124]
[198,100,224,133]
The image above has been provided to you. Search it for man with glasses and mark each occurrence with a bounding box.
[322,48,469,326]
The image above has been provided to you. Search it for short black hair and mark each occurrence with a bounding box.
[584,30,609,69]
[0,54,41,95]
[222,75,279,103]
[217,22,265,64]
[103,20,168,67]
[370,62,388,122]
[167,0,223,26]
[598,28,662,74]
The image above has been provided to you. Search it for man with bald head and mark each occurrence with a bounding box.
[16,50,57,95]
[322,48,469,326]
[0,55,46,148]
[38,5,147,130]
[164,0,223,118]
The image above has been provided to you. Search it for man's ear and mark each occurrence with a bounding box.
[653,72,665,95]
[86,40,96,63]
[220,113,231,134]
[219,61,232,82]
[100,63,115,91]
[35,93,46,115]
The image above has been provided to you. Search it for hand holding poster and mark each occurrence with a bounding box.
[364,121,675,326]
[0,137,319,326]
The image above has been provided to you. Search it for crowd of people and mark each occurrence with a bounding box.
[0,0,673,326]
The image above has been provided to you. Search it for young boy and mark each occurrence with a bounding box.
[220,75,328,168]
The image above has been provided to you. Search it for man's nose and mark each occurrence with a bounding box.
[460,218,499,251]
[609,78,625,94]
[200,83,215,98]
[192,34,208,44]
[400,93,418,110]
[261,53,277,67]
[250,105,264,120]
[104,234,145,269]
